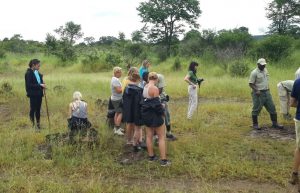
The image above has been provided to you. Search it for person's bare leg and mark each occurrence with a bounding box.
[146,127,154,156]
[155,124,167,160]
[115,113,122,127]
[133,125,141,146]
[126,123,134,144]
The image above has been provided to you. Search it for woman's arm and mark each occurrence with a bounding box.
[290,97,298,107]
[184,75,196,88]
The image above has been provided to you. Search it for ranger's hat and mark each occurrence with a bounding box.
[257,58,267,65]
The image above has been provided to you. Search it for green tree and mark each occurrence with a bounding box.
[54,21,84,45]
[98,36,118,45]
[266,0,300,37]
[137,0,201,56]
[131,30,144,43]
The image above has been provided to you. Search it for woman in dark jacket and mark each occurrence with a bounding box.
[142,72,171,166]
[122,67,143,151]
[25,59,46,130]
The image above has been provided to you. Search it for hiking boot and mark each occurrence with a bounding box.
[252,115,261,130]
[166,133,177,141]
[272,123,284,130]
[270,114,284,129]
[148,155,159,162]
[289,172,299,185]
[160,159,171,167]
[253,124,261,130]
[114,128,124,136]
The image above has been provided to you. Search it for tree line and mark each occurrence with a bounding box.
[0,0,299,73]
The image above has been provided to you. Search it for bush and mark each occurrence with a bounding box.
[0,49,6,59]
[81,51,105,72]
[249,35,293,62]
[105,53,121,67]
[172,58,181,71]
[229,61,250,77]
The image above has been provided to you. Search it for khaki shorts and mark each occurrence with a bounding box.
[111,99,122,113]
[295,118,300,148]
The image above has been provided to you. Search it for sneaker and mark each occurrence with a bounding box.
[148,155,159,162]
[119,127,125,132]
[138,141,147,150]
[114,128,124,136]
[160,159,171,167]
[133,145,142,152]
[289,172,299,185]
[166,133,177,141]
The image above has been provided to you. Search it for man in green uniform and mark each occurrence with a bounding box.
[249,58,284,130]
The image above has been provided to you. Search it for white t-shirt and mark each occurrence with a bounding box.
[111,77,122,101]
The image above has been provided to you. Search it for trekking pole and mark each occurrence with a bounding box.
[43,89,51,130]
[196,79,204,118]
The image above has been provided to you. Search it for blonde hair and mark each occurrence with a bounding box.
[113,66,122,75]
[148,72,158,80]
[142,60,150,67]
[127,67,140,82]
[73,91,82,100]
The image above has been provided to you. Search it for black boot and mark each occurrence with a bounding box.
[252,115,260,130]
[270,114,284,129]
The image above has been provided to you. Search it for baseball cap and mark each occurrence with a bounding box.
[257,58,267,65]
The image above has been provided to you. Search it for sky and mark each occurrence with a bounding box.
[0,0,272,42]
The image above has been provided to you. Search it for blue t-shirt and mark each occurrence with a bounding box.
[291,78,300,120]
[139,66,148,79]
[34,70,41,84]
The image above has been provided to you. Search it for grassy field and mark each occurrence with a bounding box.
[0,54,299,193]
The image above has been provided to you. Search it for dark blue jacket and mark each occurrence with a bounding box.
[25,68,44,97]
[141,97,164,127]
[122,84,143,126]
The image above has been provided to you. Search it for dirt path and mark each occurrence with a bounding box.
[120,178,296,193]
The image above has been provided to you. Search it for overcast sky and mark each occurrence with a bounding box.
[0,0,272,42]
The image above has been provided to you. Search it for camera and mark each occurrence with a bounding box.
[160,94,170,102]
[197,78,204,86]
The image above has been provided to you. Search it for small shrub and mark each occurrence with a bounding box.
[229,61,249,77]
[105,53,121,67]
[81,51,105,72]
[0,49,6,59]
[172,58,181,71]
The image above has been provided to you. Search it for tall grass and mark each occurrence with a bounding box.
[0,52,299,192]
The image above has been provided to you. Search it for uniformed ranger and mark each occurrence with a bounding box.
[249,58,284,130]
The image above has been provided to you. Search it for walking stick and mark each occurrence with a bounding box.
[197,79,204,117]
[43,89,51,130]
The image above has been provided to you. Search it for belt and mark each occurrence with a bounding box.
[260,89,269,92]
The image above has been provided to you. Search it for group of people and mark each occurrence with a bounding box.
[109,60,181,166]
[25,57,300,173]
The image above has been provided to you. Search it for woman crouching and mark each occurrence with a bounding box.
[68,91,91,142]
[142,72,171,166]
